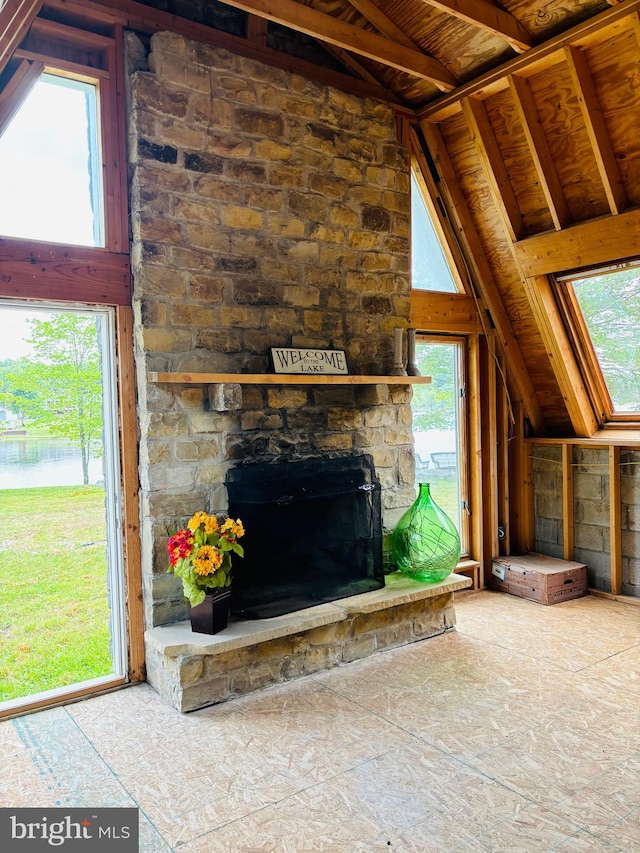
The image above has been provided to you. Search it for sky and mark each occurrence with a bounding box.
[0,307,52,361]
[0,74,99,246]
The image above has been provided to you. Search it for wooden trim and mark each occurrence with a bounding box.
[0,241,131,305]
[520,275,599,436]
[609,445,622,594]
[419,122,546,434]
[514,208,640,277]
[411,291,482,334]
[116,305,145,683]
[207,0,457,89]
[562,443,574,560]
[13,49,110,78]
[418,0,533,53]
[419,0,640,121]
[508,73,571,231]
[589,589,640,606]
[28,15,115,48]
[0,677,127,722]
[496,354,511,556]
[529,433,640,447]
[0,0,43,76]
[102,31,130,254]
[468,334,484,572]
[462,97,525,242]
[480,335,499,578]
[564,46,627,216]
[0,57,43,137]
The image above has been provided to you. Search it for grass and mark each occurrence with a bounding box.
[0,485,113,703]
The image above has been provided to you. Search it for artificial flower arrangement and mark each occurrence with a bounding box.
[167,510,245,607]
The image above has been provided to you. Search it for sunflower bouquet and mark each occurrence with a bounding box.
[167,511,245,607]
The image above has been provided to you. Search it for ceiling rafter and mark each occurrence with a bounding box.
[345,0,420,49]
[211,0,457,90]
[418,0,533,53]
[0,0,43,76]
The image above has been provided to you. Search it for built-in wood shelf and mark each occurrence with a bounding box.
[148,372,432,385]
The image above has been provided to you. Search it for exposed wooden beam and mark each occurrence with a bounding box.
[419,0,533,53]
[564,45,627,215]
[346,0,419,49]
[322,43,383,85]
[514,208,640,277]
[462,96,525,241]
[419,0,640,121]
[480,335,500,575]
[0,58,43,137]
[468,334,485,568]
[521,275,599,436]
[420,121,546,434]
[508,73,571,231]
[46,0,409,109]
[0,0,43,76]
[411,291,482,334]
[496,353,511,556]
[210,0,457,89]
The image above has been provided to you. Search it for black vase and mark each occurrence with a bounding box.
[187,588,231,635]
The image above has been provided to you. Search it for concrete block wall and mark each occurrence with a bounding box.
[531,445,640,595]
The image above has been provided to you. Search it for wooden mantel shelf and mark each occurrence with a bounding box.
[148,372,432,385]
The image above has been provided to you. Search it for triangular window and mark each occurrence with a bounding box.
[0,71,104,247]
[411,169,459,293]
[557,261,640,419]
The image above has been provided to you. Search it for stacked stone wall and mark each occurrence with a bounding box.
[127,32,414,627]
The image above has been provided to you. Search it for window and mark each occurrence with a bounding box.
[411,337,469,555]
[556,261,640,420]
[411,168,460,293]
[0,72,104,247]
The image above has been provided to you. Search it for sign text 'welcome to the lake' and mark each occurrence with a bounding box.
[271,348,349,375]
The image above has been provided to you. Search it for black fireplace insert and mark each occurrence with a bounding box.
[226,455,384,618]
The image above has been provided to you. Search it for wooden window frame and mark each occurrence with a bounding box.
[414,334,471,558]
[0,18,144,718]
[553,260,640,426]
[410,130,467,297]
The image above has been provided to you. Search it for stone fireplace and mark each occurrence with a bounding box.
[128,30,469,710]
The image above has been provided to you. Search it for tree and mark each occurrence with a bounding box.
[0,359,37,426]
[7,314,103,484]
[411,343,457,432]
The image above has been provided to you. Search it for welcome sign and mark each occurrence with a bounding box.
[271,348,349,375]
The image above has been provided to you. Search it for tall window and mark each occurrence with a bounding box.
[412,338,468,554]
[556,261,640,420]
[0,72,104,247]
[411,169,459,293]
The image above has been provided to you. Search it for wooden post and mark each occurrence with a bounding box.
[468,335,484,580]
[562,443,574,561]
[609,445,622,594]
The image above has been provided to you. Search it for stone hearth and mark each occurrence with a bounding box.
[145,572,471,712]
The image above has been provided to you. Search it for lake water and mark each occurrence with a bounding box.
[0,437,103,489]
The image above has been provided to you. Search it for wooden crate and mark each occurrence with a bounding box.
[490,552,588,605]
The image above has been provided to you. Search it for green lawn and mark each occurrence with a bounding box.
[0,485,113,703]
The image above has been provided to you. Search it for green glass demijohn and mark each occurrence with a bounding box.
[391,483,461,582]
